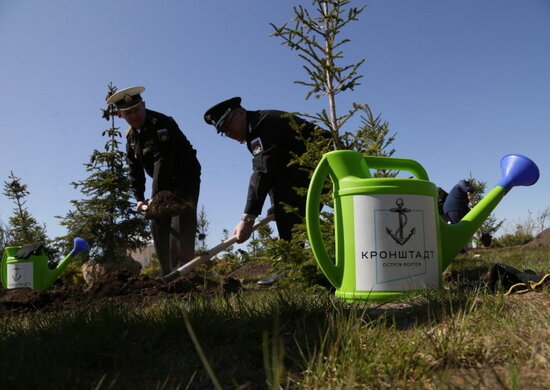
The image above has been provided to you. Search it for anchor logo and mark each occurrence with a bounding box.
[12,265,23,282]
[386,198,416,246]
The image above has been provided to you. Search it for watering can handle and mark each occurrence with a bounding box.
[362,156,430,180]
[306,157,344,287]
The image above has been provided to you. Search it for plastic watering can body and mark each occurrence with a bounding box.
[306,150,539,302]
[1,238,90,290]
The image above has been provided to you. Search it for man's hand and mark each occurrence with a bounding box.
[233,221,253,243]
[233,214,257,243]
[137,200,150,212]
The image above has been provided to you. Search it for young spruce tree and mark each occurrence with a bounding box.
[266,0,398,284]
[271,0,396,157]
[195,205,209,254]
[3,171,49,247]
[56,83,150,263]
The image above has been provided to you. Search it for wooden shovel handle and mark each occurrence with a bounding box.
[160,214,275,283]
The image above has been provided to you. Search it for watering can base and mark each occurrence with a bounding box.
[336,290,417,303]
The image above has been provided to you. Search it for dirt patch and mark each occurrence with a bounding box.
[229,260,272,279]
[0,261,271,316]
[523,228,550,248]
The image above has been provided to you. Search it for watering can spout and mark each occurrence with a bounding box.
[68,237,91,257]
[441,154,539,268]
[496,154,540,191]
[46,237,90,285]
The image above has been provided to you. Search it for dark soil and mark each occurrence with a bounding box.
[523,228,550,248]
[0,261,272,316]
[228,260,272,279]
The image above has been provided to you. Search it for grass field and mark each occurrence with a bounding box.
[0,246,548,389]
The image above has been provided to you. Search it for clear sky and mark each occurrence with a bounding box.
[1,0,549,250]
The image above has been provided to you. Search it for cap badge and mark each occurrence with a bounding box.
[123,94,133,103]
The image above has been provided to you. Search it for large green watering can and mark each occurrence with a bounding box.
[1,237,90,290]
[306,151,539,302]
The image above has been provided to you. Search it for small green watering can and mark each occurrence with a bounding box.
[1,237,90,290]
[306,151,539,302]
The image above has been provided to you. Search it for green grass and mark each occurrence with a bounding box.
[0,246,548,389]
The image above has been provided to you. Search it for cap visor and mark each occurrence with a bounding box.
[215,108,232,131]
[117,100,143,112]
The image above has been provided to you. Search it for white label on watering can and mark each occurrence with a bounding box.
[354,194,439,291]
[7,262,34,288]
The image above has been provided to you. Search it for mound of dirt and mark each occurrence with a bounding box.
[523,228,550,248]
[0,269,249,316]
[229,260,272,279]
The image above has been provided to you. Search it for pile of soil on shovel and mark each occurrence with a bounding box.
[0,261,271,316]
[144,190,193,220]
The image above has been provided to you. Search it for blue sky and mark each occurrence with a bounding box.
[1,0,549,250]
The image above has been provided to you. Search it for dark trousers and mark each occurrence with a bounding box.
[151,188,199,276]
[273,187,306,241]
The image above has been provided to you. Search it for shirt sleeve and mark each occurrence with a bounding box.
[151,118,182,197]
[244,145,278,215]
[126,138,146,202]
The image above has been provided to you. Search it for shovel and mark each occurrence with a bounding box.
[160,214,275,283]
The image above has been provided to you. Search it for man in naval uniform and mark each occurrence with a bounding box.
[203,97,323,244]
[107,86,201,276]
[443,179,475,224]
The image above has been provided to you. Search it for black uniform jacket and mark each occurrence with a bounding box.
[244,110,316,216]
[126,109,201,202]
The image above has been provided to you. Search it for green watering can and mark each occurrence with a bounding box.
[1,237,90,290]
[306,150,539,302]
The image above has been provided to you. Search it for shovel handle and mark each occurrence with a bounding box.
[160,214,275,283]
